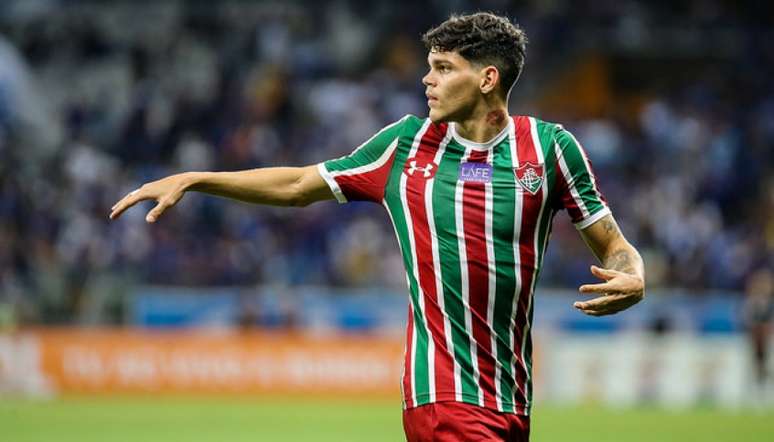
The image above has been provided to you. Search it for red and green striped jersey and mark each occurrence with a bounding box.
[318,115,609,415]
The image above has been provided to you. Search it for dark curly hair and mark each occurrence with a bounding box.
[422,12,528,99]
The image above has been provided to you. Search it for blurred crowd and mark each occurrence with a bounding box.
[0,1,772,324]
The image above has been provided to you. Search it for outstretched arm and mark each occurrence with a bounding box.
[109,166,334,222]
[574,214,645,316]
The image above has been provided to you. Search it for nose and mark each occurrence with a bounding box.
[422,70,435,87]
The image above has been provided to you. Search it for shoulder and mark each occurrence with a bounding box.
[376,114,426,139]
[401,114,424,124]
[523,115,566,134]
[398,114,428,131]
[513,115,571,152]
[366,114,422,144]
[511,115,565,136]
[394,114,448,142]
[518,115,577,146]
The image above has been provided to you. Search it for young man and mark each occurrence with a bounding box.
[110,12,645,442]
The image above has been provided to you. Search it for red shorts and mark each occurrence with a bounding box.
[402,402,530,442]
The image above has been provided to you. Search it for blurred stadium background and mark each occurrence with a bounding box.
[1,0,773,441]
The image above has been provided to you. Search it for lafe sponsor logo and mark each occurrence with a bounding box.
[459,162,493,183]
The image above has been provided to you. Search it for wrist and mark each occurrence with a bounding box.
[183,171,211,191]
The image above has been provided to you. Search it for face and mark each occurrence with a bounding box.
[422,51,485,123]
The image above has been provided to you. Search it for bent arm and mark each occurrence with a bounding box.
[110,165,334,222]
[573,213,645,316]
[579,214,644,280]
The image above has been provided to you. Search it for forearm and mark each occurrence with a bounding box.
[576,214,645,316]
[185,167,309,207]
[600,239,644,280]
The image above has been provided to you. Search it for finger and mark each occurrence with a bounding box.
[114,188,144,209]
[575,293,630,309]
[577,308,615,317]
[574,306,604,316]
[575,293,639,312]
[590,265,621,281]
[109,189,148,220]
[111,190,130,211]
[145,201,170,223]
[578,282,617,294]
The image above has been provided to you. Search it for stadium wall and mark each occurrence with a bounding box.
[0,329,403,397]
[0,328,768,409]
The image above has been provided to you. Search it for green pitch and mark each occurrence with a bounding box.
[1,396,772,441]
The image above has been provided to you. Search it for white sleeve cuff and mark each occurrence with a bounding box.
[574,206,611,230]
[317,163,347,204]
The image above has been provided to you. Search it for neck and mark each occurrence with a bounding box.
[453,101,509,143]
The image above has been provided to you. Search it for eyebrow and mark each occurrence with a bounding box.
[428,58,452,67]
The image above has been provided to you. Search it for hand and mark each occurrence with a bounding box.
[574,265,644,316]
[109,173,193,222]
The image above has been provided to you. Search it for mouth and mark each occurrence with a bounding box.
[426,93,438,106]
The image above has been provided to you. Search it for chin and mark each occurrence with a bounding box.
[428,108,448,124]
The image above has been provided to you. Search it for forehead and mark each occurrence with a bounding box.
[427,50,469,66]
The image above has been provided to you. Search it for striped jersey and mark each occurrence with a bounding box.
[317,115,609,415]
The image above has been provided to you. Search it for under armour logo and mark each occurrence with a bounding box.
[404,158,437,179]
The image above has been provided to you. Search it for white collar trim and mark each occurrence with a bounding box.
[450,118,513,151]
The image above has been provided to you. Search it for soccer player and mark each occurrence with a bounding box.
[743,269,774,407]
[110,12,645,442]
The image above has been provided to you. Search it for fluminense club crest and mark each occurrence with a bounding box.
[514,162,544,195]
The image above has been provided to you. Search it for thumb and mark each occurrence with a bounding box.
[146,191,184,223]
[146,205,165,223]
[146,200,172,223]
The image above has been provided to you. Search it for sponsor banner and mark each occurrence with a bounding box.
[1,329,405,396]
[3,329,767,408]
[538,332,767,409]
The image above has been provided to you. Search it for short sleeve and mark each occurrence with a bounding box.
[553,125,611,229]
[318,115,408,203]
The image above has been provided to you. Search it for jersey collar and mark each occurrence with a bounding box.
[449,117,513,151]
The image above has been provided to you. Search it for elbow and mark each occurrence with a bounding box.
[286,168,324,207]
[286,169,324,207]
[286,184,313,207]
[287,195,313,207]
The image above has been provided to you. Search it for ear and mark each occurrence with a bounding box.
[479,65,500,95]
